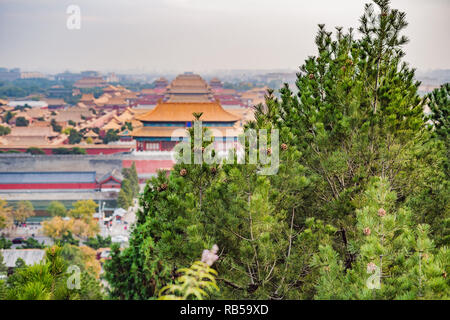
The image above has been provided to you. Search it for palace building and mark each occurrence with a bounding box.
[164,73,214,102]
[131,101,241,152]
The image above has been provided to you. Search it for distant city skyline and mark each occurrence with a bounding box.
[0,0,449,74]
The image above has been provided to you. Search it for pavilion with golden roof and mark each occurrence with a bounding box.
[131,101,241,151]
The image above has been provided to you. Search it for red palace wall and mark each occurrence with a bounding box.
[0,147,132,155]
[0,183,98,190]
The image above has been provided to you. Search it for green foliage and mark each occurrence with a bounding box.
[85,235,112,250]
[123,162,140,198]
[0,251,7,273]
[427,83,449,145]
[55,231,79,246]
[0,125,11,136]
[64,94,81,106]
[52,147,87,154]
[68,129,82,144]
[4,245,103,300]
[104,170,200,299]
[0,78,59,98]
[19,237,46,249]
[0,236,12,249]
[13,200,35,223]
[312,179,449,300]
[47,201,67,217]
[15,116,29,127]
[4,111,15,124]
[50,119,62,133]
[103,129,120,144]
[158,261,219,300]
[26,147,45,155]
[118,162,140,209]
[68,200,98,220]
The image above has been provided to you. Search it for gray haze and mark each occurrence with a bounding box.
[0,0,448,73]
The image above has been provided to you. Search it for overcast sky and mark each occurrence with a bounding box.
[0,0,448,74]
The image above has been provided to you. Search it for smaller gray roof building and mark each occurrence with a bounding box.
[1,249,46,268]
[0,171,97,184]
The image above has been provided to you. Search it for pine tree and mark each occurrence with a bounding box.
[255,0,444,259]
[312,178,449,299]
[104,171,199,299]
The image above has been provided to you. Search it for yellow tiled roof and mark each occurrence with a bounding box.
[131,126,239,138]
[136,102,241,122]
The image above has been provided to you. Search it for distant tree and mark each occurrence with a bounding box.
[4,111,15,124]
[0,125,11,136]
[68,120,76,126]
[19,237,46,249]
[67,200,98,221]
[71,218,99,239]
[0,199,13,229]
[50,119,62,133]
[47,201,67,217]
[117,180,132,209]
[122,162,139,198]
[64,94,81,105]
[26,147,45,155]
[13,104,31,112]
[103,129,119,144]
[12,201,35,224]
[57,231,79,246]
[0,236,12,249]
[52,147,86,155]
[68,129,82,144]
[42,216,74,240]
[15,116,29,127]
[0,251,7,274]
[85,235,112,250]
[71,147,87,154]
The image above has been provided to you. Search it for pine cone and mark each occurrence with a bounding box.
[309,73,315,80]
[266,147,272,155]
[210,167,217,175]
[378,208,386,217]
[363,227,371,236]
[281,143,288,151]
[159,183,168,191]
[367,262,377,273]
[180,169,187,176]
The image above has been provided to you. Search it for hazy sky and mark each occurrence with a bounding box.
[0,0,448,74]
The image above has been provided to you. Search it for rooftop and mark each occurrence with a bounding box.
[136,102,241,122]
